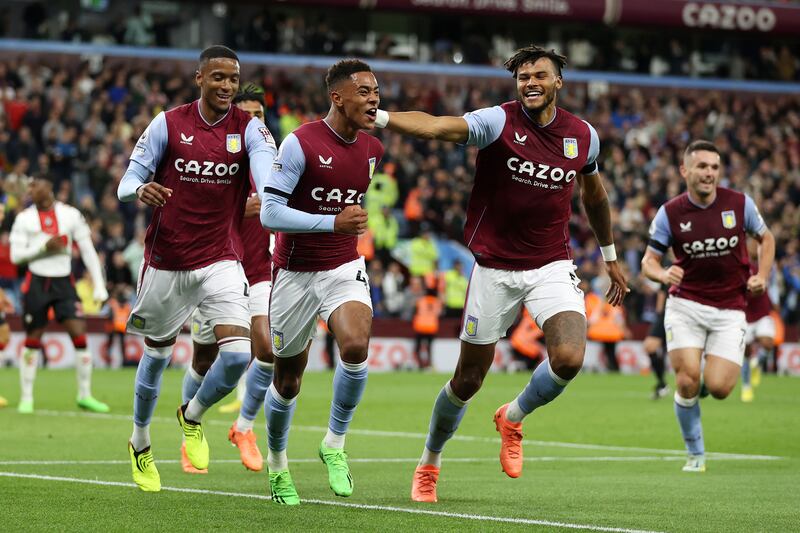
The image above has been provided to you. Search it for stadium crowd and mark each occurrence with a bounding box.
[3,2,800,81]
[0,56,799,332]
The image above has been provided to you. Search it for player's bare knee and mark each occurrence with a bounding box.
[548,346,584,380]
[451,368,485,400]
[337,338,369,364]
[675,372,700,397]
[274,373,302,399]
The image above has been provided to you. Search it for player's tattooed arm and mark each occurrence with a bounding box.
[382,111,469,143]
[578,172,630,306]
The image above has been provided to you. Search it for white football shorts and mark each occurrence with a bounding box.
[664,296,746,365]
[744,314,776,345]
[191,280,271,345]
[459,260,585,345]
[269,257,372,357]
[128,260,250,342]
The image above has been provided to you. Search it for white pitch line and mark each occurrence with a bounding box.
[30,409,783,461]
[0,454,776,467]
[0,471,665,533]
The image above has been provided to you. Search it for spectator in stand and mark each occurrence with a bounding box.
[442,260,468,319]
[408,227,438,278]
[586,278,629,372]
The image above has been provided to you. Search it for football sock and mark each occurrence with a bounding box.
[756,346,770,369]
[674,392,704,456]
[424,381,468,455]
[506,360,569,423]
[75,348,92,400]
[186,337,250,421]
[237,359,274,432]
[420,447,441,468]
[741,356,751,386]
[648,348,667,388]
[265,383,296,466]
[182,366,205,404]
[236,373,247,402]
[19,342,40,403]
[131,344,172,450]
[326,359,368,448]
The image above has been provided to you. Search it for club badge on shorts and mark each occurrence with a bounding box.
[227,134,242,154]
[465,315,479,337]
[563,138,578,159]
[271,328,284,351]
[721,210,736,229]
[131,314,146,329]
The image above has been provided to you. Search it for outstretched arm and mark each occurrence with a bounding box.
[378,110,469,143]
[579,171,629,306]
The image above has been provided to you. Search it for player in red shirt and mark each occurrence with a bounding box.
[374,45,628,502]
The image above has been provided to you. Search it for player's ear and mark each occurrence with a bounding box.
[195,70,202,89]
[679,164,687,179]
[555,75,563,90]
[330,88,343,107]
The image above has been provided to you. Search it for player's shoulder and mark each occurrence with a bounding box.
[663,192,689,211]
[716,186,746,203]
[164,101,195,119]
[12,205,37,224]
[55,201,84,220]
[361,131,385,152]
[555,107,593,135]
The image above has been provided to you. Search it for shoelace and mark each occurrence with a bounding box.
[183,421,203,440]
[324,450,349,471]
[503,428,523,459]
[415,471,437,495]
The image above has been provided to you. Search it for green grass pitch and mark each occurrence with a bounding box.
[1,368,798,532]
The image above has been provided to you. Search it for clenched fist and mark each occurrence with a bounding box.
[334,205,368,235]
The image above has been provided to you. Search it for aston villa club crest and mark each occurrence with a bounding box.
[131,314,146,329]
[226,134,242,154]
[721,210,736,229]
[271,328,284,351]
[465,315,479,337]
[563,138,578,159]
[368,157,376,180]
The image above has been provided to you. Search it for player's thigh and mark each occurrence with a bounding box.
[51,278,83,324]
[21,276,50,331]
[523,260,586,329]
[540,311,587,375]
[197,261,251,339]
[251,315,273,363]
[668,347,703,389]
[451,339,497,400]
[328,301,372,363]
[129,267,200,342]
[703,354,740,397]
[460,264,523,344]
[663,297,709,353]
[269,268,322,358]
[705,309,747,366]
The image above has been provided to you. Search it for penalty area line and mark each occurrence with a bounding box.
[0,471,664,533]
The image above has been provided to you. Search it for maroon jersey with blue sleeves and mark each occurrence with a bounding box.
[146,102,252,270]
[465,101,597,270]
[271,121,384,272]
[664,188,751,310]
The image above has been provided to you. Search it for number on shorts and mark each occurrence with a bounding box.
[356,270,368,289]
[243,282,250,297]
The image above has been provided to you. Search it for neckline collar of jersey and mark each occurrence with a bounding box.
[521,103,557,129]
[686,190,717,209]
[195,99,230,128]
[322,117,358,144]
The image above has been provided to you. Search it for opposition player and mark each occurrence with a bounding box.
[259,59,383,505]
[117,45,277,491]
[10,175,109,414]
[373,45,628,502]
[182,85,275,473]
[741,258,775,402]
[641,140,774,472]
